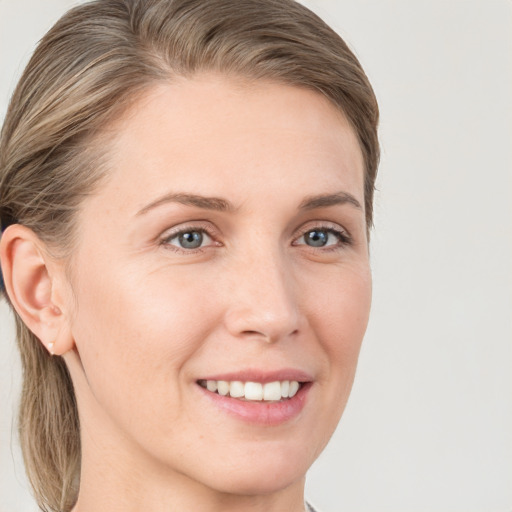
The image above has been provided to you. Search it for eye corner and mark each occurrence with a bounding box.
[159,223,221,254]
[292,223,353,251]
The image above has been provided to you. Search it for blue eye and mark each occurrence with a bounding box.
[165,229,213,250]
[304,229,329,247]
[296,228,349,248]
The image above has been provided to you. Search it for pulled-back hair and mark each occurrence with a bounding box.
[0,1,379,510]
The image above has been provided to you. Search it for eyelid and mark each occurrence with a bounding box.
[158,221,221,252]
[292,221,352,247]
[157,219,352,254]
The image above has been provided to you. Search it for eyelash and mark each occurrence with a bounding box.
[159,222,352,254]
[159,221,219,255]
[293,224,352,252]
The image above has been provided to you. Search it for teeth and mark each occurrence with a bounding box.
[263,381,281,401]
[217,380,229,396]
[201,379,302,401]
[229,381,244,398]
[244,382,263,400]
[288,380,300,398]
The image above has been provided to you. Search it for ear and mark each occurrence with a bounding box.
[0,224,74,356]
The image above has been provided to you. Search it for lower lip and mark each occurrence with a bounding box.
[196,383,312,426]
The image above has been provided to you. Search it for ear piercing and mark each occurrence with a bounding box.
[48,342,55,355]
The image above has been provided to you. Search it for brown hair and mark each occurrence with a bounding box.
[0,0,379,510]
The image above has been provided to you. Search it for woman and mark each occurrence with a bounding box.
[0,0,379,511]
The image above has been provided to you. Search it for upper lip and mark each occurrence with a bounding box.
[198,368,313,384]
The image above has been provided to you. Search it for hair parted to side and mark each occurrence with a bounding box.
[0,0,379,510]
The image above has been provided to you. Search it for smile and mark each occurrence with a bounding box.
[198,379,301,402]
[195,370,313,425]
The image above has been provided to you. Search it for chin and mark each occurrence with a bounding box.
[191,442,315,496]
[208,466,305,497]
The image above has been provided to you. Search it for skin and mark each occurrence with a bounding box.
[1,75,371,512]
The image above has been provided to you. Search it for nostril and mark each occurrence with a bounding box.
[240,328,300,343]
[242,330,272,342]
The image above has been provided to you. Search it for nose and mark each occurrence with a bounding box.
[223,249,301,343]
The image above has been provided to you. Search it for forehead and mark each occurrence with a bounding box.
[91,75,365,214]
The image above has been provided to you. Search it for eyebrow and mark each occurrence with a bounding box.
[298,191,362,211]
[136,192,234,215]
[136,190,362,216]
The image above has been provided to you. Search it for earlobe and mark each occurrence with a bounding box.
[0,224,74,355]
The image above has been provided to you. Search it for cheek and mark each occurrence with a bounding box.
[312,262,371,344]
[68,257,221,416]
[292,262,371,460]
[305,261,372,391]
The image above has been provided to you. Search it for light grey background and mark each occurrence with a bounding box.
[1,1,511,511]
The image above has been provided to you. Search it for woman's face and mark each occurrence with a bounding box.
[65,75,371,496]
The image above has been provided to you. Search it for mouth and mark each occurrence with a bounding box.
[197,379,303,402]
[195,372,313,425]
